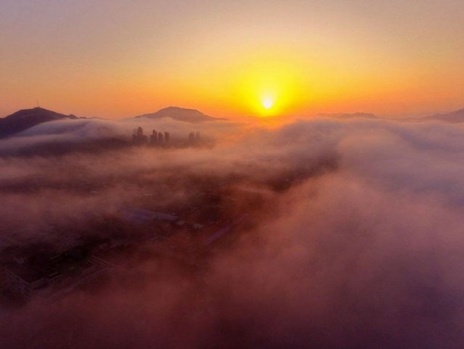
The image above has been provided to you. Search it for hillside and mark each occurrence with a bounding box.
[0,107,77,138]
[135,107,220,123]
[424,108,464,123]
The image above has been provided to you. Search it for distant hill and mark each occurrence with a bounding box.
[318,112,377,120]
[423,108,464,123]
[0,107,77,138]
[135,107,221,123]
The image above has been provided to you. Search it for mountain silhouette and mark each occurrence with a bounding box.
[134,107,221,123]
[0,107,77,138]
[318,112,377,120]
[424,108,464,123]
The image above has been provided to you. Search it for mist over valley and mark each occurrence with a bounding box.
[1,106,464,348]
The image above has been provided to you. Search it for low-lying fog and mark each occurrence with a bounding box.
[1,115,464,348]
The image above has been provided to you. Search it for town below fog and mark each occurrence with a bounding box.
[0,106,464,348]
[0,153,303,303]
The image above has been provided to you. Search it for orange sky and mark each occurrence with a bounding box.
[1,1,463,119]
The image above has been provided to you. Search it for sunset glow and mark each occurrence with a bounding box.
[2,2,464,348]
[0,1,463,119]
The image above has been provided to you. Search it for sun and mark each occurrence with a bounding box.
[232,56,304,118]
[262,97,274,110]
[258,92,279,116]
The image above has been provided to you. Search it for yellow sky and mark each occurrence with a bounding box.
[1,1,463,119]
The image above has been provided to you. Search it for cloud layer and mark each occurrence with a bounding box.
[1,117,464,348]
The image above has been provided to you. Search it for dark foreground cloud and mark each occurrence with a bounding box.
[0,117,464,348]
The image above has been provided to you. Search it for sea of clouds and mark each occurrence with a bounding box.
[1,115,464,348]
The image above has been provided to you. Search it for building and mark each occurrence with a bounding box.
[133,127,207,148]
[132,127,148,145]
[188,131,201,145]
[150,129,158,144]
[121,207,179,225]
[0,264,46,299]
[188,132,195,143]
[90,246,141,275]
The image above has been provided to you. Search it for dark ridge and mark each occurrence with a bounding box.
[135,106,224,123]
[423,108,464,123]
[0,107,77,138]
[318,112,377,119]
